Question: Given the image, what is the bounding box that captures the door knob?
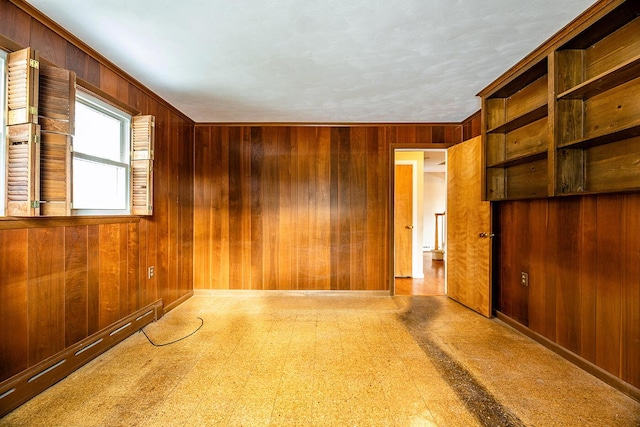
[406,225,414,229]
[478,232,495,238]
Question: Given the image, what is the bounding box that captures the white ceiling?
[26,0,595,123]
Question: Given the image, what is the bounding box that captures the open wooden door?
[447,136,492,317]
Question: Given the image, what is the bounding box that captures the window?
[0,50,5,216]
[2,46,154,218]
[72,91,131,215]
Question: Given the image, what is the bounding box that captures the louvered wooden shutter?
[39,133,71,216]
[131,115,154,215]
[6,48,39,126]
[6,124,40,216]
[38,64,75,216]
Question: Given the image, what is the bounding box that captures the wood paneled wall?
[462,110,481,141]
[194,124,463,291]
[0,0,194,383]
[496,194,640,390]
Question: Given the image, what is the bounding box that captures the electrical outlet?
[148,266,155,279]
[521,272,529,287]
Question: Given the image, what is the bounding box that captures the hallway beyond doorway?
[395,251,445,296]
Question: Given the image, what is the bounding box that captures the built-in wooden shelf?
[557,53,640,100]
[486,104,548,134]
[487,150,548,168]
[558,122,640,150]
[480,1,640,202]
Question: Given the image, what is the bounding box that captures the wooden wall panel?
[622,194,640,387]
[0,0,194,384]
[0,1,31,47]
[0,229,29,380]
[194,124,460,291]
[29,18,66,65]
[98,224,122,329]
[65,42,100,86]
[28,228,65,365]
[497,194,640,389]
[462,110,482,141]
[594,196,622,377]
[579,197,598,363]
[64,226,88,346]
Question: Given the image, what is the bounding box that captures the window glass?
[74,101,124,162]
[73,91,131,214]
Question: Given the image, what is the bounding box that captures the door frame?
[388,143,452,295]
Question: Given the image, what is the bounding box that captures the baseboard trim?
[0,300,163,417]
[495,311,640,402]
[193,289,391,297]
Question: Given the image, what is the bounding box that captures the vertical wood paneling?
[0,1,31,47]
[622,194,640,387]
[497,193,640,389]
[228,128,242,289]
[98,224,121,329]
[118,223,129,317]
[579,197,598,363]
[28,19,66,66]
[263,127,280,290]
[251,127,264,290]
[278,127,296,289]
[65,42,100,86]
[194,124,454,292]
[0,229,29,380]
[595,196,622,377]
[87,225,100,335]
[462,111,482,141]
[312,127,332,290]
[64,226,88,346]
[99,65,120,101]
[294,127,311,290]
[365,128,386,290]
[166,110,179,304]
[28,228,65,365]
[349,128,367,290]
[336,128,351,290]
[553,198,581,354]
[178,120,194,297]
[499,201,529,325]
[516,200,555,339]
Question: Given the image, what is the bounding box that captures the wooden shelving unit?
[480,0,640,201]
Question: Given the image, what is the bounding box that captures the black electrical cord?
[139,317,204,347]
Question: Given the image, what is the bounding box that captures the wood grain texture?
[0,229,29,380]
[0,0,31,47]
[447,136,492,317]
[28,227,65,365]
[462,110,482,141]
[64,226,88,346]
[394,165,413,277]
[497,193,640,389]
[193,124,459,291]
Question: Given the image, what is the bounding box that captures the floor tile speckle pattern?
[2,293,639,426]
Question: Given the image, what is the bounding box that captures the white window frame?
[72,90,131,216]
[0,50,6,216]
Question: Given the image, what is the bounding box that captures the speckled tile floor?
[1,293,639,426]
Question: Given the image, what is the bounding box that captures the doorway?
[392,148,446,296]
